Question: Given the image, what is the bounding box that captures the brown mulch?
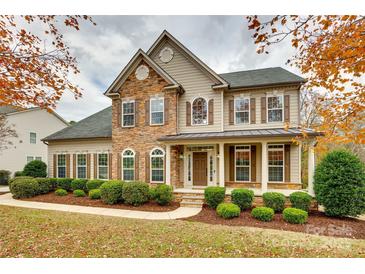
[184,205,365,240]
[20,192,179,212]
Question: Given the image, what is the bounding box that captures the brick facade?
[111,60,180,186]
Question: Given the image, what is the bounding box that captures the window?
[235,98,250,124]
[150,97,164,125]
[150,148,164,182]
[30,132,36,144]
[77,154,87,179]
[27,156,34,163]
[192,97,207,125]
[268,145,284,182]
[35,157,42,161]
[209,155,214,182]
[235,145,250,182]
[57,154,66,178]
[98,153,108,179]
[122,149,135,181]
[188,154,192,182]
[267,96,283,122]
[122,101,135,127]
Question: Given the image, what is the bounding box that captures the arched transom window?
[150,148,164,182]
[122,149,135,181]
[192,97,207,125]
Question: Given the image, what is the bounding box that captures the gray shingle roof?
[158,128,322,141]
[43,106,112,141]
[219,67,305,89]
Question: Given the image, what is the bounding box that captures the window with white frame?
[150,97,164,125]
[267,96,283,122]
[98,153,108,179]
[30,132,36,144]
[77,154,87,179]
[235,98,250,124]
[57,154,66,178]
[122,101,135,127]
[150,148,164,182]
[192,97,207,125]
[268,145,284,182]
[122,149,135,181]
[235,145,250,182]
[27,156,34,163]
[35,157,42,161]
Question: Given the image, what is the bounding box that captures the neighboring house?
[43,30,321,196]
[0,106,69,175]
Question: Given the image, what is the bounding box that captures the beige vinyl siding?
[290,144,300,183]
[48,140,112,179]
[151,40,222,133]
[224,87,300,130]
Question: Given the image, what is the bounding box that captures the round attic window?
[159,47,174,63]
[135,65,149,80]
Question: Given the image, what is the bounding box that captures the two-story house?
[43,30,321,196]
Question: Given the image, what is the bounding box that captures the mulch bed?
[20,192,179,212]
[184,205,365,239]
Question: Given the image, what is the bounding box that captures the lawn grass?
[0,205,364,258]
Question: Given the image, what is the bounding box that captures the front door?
[193,152,208,186]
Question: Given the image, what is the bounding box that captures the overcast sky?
[55,15,298,122]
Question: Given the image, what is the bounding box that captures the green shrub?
[8,176,33,192]
[71,179,87,191]
[204,187,226,209]
[48,178,58,189]
[283,208,308,224]
[73,189,86,197]
[149,187,157,200]
[86,179,105,191]
[56,178,73,191]
[23,160,47,178]
[216,203,240,219]
[14,171,24,177]
[251,207,275,222]
[263,192,286,212]
[89,189,101,199]
[151,184,173,205]
[100,180,124,204]
[55,189,68,196]
[0,170,11,185]
[289,191,312,212]
[35,178,53,194]
[314,149,365,217]
[10,178,39,199]
[231,188,254,210]
[122,181,150,206]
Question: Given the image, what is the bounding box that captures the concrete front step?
[181,195,204,202]
[180,200,204,208]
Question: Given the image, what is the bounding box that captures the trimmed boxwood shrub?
[89,189,101,199]
[73,189,86,197]
[8,176,33,192]
[216,203,240,219]
[23,160,47,178]
[55,188,68,196]
[152,184,173,205]
[263,192,286,212]
[283,208,308,224]
[0,170,11,185]
[204,187,226,209]
[251,207,275,222]
[289,191,312,212]
[10,178,39,199]
[86,179,105,191]
[35,178,54,194]
[314,149,365,217]
[100,180,124,204]
[231,188,254,210]
[71,179,87,191]
[56,178,73,191]
[122,181,150,206]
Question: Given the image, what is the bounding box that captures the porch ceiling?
[158,128,322,142]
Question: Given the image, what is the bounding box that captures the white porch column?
[261,141,268,193]
[219,142,225,187]
[165,144,171,185]
[308,144,315,196]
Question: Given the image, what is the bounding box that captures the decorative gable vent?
[159,47,174,63]
[135,65,149,80]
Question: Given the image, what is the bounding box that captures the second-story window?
[267,96,283,122]
[192,97,207,125]
[150,97,164,125]
[122,101,135,127]
[235,98,250,124]
[30,132,36,144]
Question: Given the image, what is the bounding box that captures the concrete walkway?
[0,193,201,220]
[0,186,10,193]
